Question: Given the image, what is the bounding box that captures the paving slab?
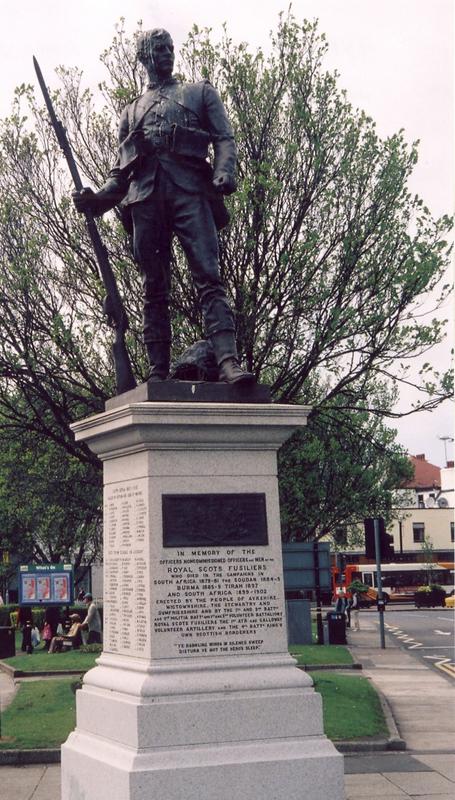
[347,618,455,753]
[0,764,49,800]
[345,793,409,800]
[27,763,61,800]
[409,796,454,800]
[344,773,408,797]
[413,754,455,782]
[383,770,455,795]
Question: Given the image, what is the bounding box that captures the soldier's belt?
[145,124,210,159]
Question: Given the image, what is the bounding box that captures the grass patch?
[310,672,388,740]
[4,644,99,673]
[0,679,76,749]
[289,644,353,666]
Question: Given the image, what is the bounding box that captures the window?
[417,494,425,509]
[413,523,425,543]
[451,522,454,543]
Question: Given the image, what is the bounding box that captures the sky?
[0,0,453,466]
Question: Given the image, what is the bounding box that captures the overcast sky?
[0,0,453,466]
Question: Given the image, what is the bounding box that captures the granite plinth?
[62,402,344,799]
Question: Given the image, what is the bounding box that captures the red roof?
[401,454,441,490]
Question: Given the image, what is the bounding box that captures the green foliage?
[278,399,413,541]
[31,607,45,630]
[419,535,438,585]
[0,13,451,557]
[79,642,102,654]
[0,426,101,566]
[416,584,444,593]
[0,604,15,626]
[347,580,370,594]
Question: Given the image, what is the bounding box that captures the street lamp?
[439,436,454,465]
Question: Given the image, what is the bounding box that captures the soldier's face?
[152,37,175,79]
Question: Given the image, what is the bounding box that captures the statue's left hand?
[212,172,237,195]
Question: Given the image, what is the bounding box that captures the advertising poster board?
[18,564,74,605]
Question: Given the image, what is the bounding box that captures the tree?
[420,535,437,586]
[278,397,414,542]
[0,14,451,549]
[0,420,101,568]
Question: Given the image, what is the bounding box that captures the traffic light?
[364,518,376,559]
[363,518,395,561]
[381,527,395,560]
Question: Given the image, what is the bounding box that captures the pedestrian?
[17,605,33,653]
[72,27,254,385]
[81,593,102,644]
[42,620,53,651]
[334,593,347,616]
[349,591,360,631]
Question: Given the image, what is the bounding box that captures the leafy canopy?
[0,13,451,552]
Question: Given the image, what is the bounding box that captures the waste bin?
[0,626,15,658]
[326,612,346,645]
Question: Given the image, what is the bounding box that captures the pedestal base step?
[62,732,344,800]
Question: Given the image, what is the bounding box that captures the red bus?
[331,562,454,605]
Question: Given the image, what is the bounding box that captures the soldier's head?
[137,29,174,82]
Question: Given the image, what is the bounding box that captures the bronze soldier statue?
[73,28,254,385]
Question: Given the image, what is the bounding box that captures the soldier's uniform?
[97,77,238,377]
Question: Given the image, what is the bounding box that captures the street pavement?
[383,606,454,678]
[0,612,454,799]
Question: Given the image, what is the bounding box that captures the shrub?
[347,580,370,594]
[0,604,18,626]
[79,643,102,654]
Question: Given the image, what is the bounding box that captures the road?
[375,605,455,679]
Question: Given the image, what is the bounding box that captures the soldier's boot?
[210,331,256,385]
[146,341,170,381]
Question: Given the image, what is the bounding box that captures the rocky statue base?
[62,400,344,800]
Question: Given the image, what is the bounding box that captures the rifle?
[33,56,136,395]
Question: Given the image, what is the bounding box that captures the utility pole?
[373,518,386,649]
[313,542,324,645]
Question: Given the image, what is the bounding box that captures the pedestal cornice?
[71,402,311,457]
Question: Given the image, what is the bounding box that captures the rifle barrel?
[33,56,136,394]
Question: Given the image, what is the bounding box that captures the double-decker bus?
[332,562,454,605]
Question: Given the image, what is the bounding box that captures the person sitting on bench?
[48,614,82,653]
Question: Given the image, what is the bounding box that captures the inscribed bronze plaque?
[162,493,268,547]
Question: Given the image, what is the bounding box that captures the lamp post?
[439,435,454,465]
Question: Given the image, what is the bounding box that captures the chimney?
[446,460,454,469]
[415,454,425,460]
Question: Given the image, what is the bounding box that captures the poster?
[23,575,37,601]
[37,575,51,600]
[53,574,70,602]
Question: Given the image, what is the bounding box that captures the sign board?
[282,543,331,591]
[18,564,74,605]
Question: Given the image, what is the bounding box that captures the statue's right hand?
[72,187,97,213]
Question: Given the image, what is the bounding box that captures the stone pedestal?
[62,401,344,800]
